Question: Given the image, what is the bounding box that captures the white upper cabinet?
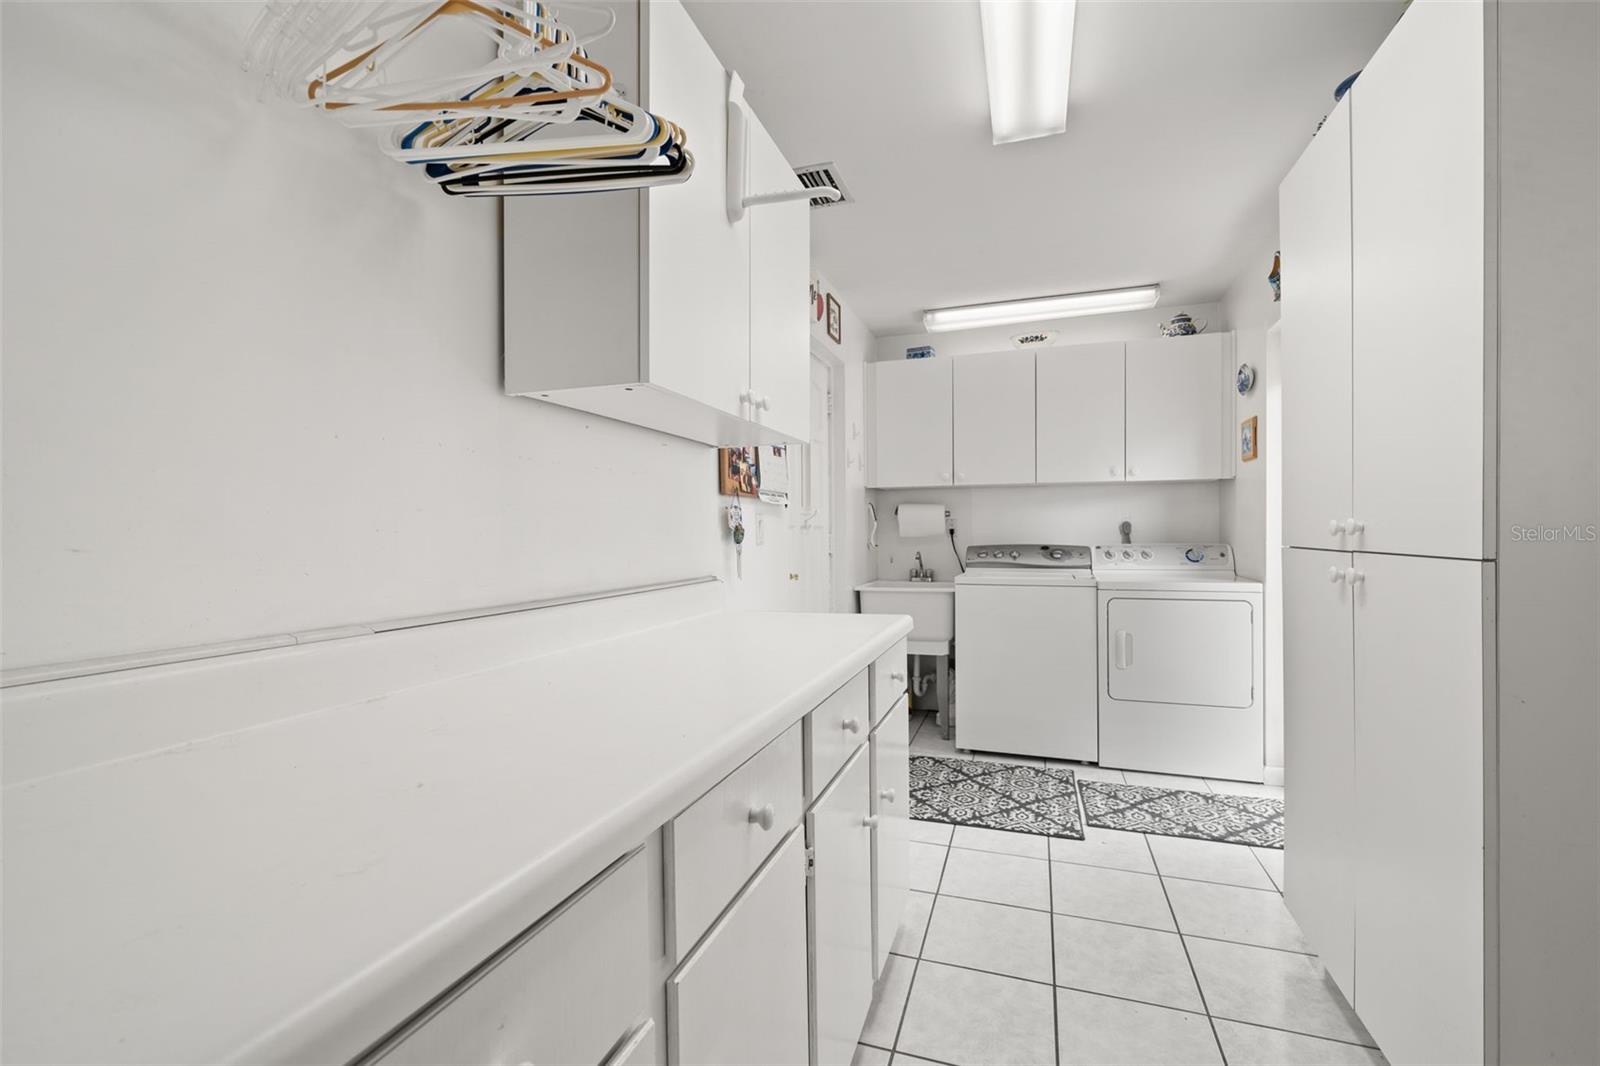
[867,359,953,488]
[954,351,1036,485]
[502,0,809,448]
[745,110,810,443]
[1124,334,1227,482]
[1036,342,1126,483]
[1350,0,1487,559]
[1280,102,1355,550]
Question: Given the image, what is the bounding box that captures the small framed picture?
[718,447,761,496]
[826,293,842,344]
[1240,415,1259,463]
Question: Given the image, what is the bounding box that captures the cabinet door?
[1280,102,1355,550]
[668,829,810,1066]
[870,706,910,977]
[1351,0,1488,559]
[643,0,750,420]
[746,109,810,442]
[1281,548,1356,1000]
[807,748,875,1066]
[1036,342,1125,483]
[1124,334,1224,481]
[1352,553,1489,1066]
[953,351,1035,485]
[867,359,953,488]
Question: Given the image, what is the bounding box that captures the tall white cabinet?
[1279,3,1599,1064]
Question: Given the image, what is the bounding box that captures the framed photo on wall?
[826,293,842,344]
[718,447,762,496]
[1240,415,1259,462]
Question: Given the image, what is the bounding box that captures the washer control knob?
[1010,550,1021,559]
[1049,549,1064,560]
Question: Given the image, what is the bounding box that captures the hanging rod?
[726,71,843,223]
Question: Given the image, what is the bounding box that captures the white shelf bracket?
[726,70,842,223]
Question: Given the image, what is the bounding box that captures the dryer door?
[1104,597,1254,708]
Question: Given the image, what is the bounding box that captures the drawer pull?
[747,804,776,831]
[841,717,861,734]
[862,815,880,828]
[879,788,897,804]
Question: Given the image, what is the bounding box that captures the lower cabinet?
[870,701,911,976]
[1283,548,1357,998]
[807,748,876,1066]
[1284,548,1492,1065]
[362,849,655,1066]
[667,829,811,1066]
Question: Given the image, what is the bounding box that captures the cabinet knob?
[880,788,897,804]
[862,815,880,829]
[1328,519,1342,536]
[841,717,861,734]
[1126,467,1137,478]
[1109,465,1119,476]
[1345,567,1366,585]
[747,804,775,831]
[756,394,771,412]
[890,671,906,684]
[1328,566,1345,583]
[1342,517,1365,535]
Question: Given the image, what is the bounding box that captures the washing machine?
[1092,543,1264,782]
[954,544,1098,761]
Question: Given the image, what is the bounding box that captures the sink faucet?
[910,552,935,582]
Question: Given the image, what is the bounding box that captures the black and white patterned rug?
[909,755,1085,840]
[1079,781,1284,849]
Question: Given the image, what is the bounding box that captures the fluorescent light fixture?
[979,0,1077,145]
[923,285,1161,333]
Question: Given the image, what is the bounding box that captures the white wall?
[0,2,827,670]
[1218,247,1281,579]
[871,483,1222,580]
[875,302,1224,363]
[809,272,875,612]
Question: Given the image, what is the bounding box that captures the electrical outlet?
[752,514,766,546]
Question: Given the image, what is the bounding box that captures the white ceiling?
[684,0,1402,334]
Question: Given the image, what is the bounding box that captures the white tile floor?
[854,714,1382,1066]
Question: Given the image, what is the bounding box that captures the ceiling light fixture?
[922,285,1161,333]
[979,0,1077,145]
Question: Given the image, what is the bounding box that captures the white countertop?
[2,609,910,1065]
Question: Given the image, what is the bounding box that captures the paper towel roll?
[897,503,947,539]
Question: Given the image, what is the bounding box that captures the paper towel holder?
[894,505,952,524]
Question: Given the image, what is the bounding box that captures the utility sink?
[855,580,955,643]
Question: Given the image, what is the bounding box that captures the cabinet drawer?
[668,829,810,1066]
[805,671,870,799]
[666,721,803,960]
[870,641,908,727]
[363,849,653,1066]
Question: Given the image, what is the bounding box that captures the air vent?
[793,161,852,208]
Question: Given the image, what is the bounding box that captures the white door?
[803,356,834,613]
[870,708,910,977]
[807,748,875,1066]
[954,582,1098,760]
[953,351,1035,485]
[747,109,810,441]
[867,359,953,488]
[1280,101,1355,550]
[1036,341,1126,483]
[1104,596,1254,708]
[668,829,810,1066]
[1125,334,1224,482]
[1281,547,1356,1000]
[1351,552,1489,1066]
[643,0,749,419]
[1351,0,1487,559]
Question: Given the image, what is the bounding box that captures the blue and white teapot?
[1159,312,1207,337]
